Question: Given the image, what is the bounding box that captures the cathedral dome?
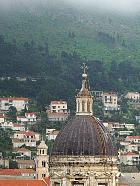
[51,115,115,156]
[51,63,116,157]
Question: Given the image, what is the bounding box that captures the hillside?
[0,0,140,108]
[0,0,140,64]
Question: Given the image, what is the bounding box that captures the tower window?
[98,183,108,186]
[42,174,46,177]
[42,150,44,154]
[42,161,46,167]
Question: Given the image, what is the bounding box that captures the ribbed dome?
[51,115,116,156]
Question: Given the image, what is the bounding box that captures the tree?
[6,106,17,122]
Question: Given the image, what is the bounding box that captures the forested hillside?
[0,0,140,108]
[0,0,140,64]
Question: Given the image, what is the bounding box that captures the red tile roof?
[0,98,30,101]
[0,169,35,175]
[127,136,140,139]
[16,131,38,136]
[122,152,139,156]
[13,124,23,127]
[51,100,67,104]
[0,113,5,118]
[25,112,36,117]
[14,147,31,152]
[103,92,117,96]
[0,180,49,186]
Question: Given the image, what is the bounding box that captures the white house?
[0,122,25,131]
[25,112,37,122]
[0,97,30,111]
[125,136,140,144]
[102,92,120,112]
[13,147,31,158]
[0,113,5,122]
[47,112,69,122]
[125,92,140,100]
[47,130,59,140]
[50,100,68,113]
[120,152,140,165]
[13,131,40,147]
[17,116,28,123]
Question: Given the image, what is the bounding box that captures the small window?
[42,174,46,177]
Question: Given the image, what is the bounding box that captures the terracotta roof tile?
[14,148,31,152]
[0,98,30,101]
[0,180,49,186]
[0,169,35,176]
[127,136,140,139]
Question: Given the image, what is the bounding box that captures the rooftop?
[51,101,67,105]
[0,169,35,176]
[0,97,30,101]
[0,179,50,186]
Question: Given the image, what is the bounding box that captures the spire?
[78,63,91,96]
[76,64,93,116]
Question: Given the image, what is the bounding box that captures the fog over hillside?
[0,0,140,15]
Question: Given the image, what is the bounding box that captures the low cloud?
[0,0,140,14]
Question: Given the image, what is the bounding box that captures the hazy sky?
[0,0,140,14]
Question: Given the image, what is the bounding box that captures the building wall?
[50,101,68,113]
[50,156,119,186]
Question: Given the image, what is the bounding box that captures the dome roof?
[51,115,116,156]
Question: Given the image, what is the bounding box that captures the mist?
[0,0,140,14]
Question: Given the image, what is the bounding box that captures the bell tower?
[35,139,49,179]
[76,63,93,116]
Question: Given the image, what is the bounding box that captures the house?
[125,144,139,153]
[13,131,40,147]
[47,130,59,140]
[125,136,140,144]
[13,124,25,131]
[118,130,133,136]
[47,112,69,122]
[13,148,31,158]
[25,112,37,122]
[0,178,50,186]
[17,116,28,123]
[0,169,36,179]
[12,138,24,148]
[102,92,120,112]
[0,122,25,131]
[0,113,5,122]
[92,91,103,100]
[0,159,9,168]
[50,100,68,113]
[0,97,30,111]
[120,152,140,165]
[125,92,140,100]
[16,160,35,169]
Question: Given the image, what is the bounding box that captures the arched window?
[42,149,44,154]
[87,100,90,112]
[77,101,80,112]
[82,100,85,112]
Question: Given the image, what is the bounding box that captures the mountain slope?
[0,1,140,64]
